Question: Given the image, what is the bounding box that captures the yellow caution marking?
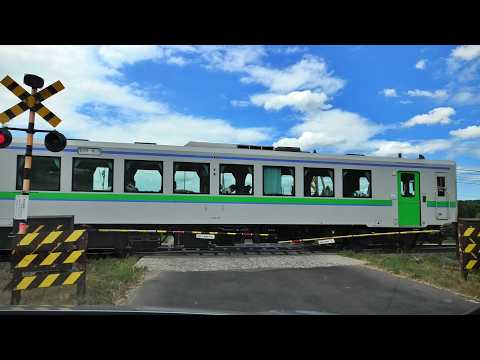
[466,260,478,270]
[48,116,61,127]
[15,276,36,290]
[52,81,65,92]
[63,250,84,264]
[1,75,14,87]
[35,105,49,117]
[39,274,60,288]
[157,230,167,233]
[0,113,9,123]
[40,252,62,266]
[63,271,83,285]
[19,232,39,246]
[40,231,62,244]
[11,104,25,116]
[464,227,476,237]
[12,86,26,98]
[33,225,45,233]
[16,254,38,268]
[64,229,85,243]
[465,244,476,254]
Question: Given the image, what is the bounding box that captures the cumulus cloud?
[406,89,448,99]
[250,90,331,112]
[450,125,480,139]
[367,139,452,157]
[0,45,271,145]
[380,88,398,97]
[415,59,427,69]
[451,45,480,61]
[240,55,345,95]
[273,109,383,152]
[401,107,455,127]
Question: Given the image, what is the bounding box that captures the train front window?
[304,168,334,197]
[263,166,295,196]
[72,157,114,192]
[125,160,163,193]
[343,169,372,198]
[220,164,253,195]
[16,155,61,191]
[174,162,210,194]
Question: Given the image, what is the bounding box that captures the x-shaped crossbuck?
[0,75,64,127]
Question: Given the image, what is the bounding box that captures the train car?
[0,138,457,250]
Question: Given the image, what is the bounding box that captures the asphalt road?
[127,256,478,315]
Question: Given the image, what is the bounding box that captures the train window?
[174,162,210,194]
[220,164,253,195]
[304,168,334,197]
[124,160,163,193]
[16,155,61,191]
[343,169,371,198]
[400,173,415,197]
[263,166,295,196]
[72,157,114,192]
[437,176,446,197]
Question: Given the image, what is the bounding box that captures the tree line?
[458,200,480,219]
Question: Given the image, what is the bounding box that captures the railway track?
[0,243,456,262]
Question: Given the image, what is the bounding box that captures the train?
[0,138,457,251]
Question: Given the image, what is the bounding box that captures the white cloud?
[450,125,480,139]
[250,90,331,112]
[402,107,455,127]
[274,109,383,152]
[380,88,398,97]
[230,100,250,107]
[406,89,448,99]
[240,55,345,94]
[451,45,480,61]
[415,59,427,69]
[368,139,452,157]
[199,45,267,73]
[0,45,271,145]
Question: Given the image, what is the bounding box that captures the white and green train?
[0,139,457,249]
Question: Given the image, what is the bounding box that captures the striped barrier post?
[6,228,88,305]
[458,219,480,281]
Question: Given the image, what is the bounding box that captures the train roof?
[11,138,456,168]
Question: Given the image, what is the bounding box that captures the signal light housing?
[0,128,12,149]
[44,130,66,152]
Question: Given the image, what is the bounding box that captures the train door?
[434,172,449,220]
[397,171,421,227]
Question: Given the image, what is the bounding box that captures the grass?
[341,251,480,300]
[0,257,147,306]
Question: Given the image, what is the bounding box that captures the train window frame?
[437,176,446,197]
[400,173,416,198]
[72,157,114,193]
[219,163,254,196]
[124,160,164,194]
[173,161,210,195]
[303,167,335,197]
[342,169,372,198]
[262,165,296,197]
[16,155,61,191]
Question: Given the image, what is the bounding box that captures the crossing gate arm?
[278,229,441,244]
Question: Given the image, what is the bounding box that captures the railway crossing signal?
[0,74,67,235]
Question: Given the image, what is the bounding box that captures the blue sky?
[0,45,479,199]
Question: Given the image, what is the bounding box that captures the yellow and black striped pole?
[17,74,45,236]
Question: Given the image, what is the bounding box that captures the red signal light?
[0,128,12,148]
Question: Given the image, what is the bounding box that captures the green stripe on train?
[426,201,457,208]
[0,191,393,206]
